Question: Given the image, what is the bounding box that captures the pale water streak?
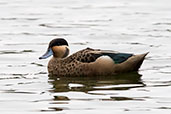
[0,0,171,114]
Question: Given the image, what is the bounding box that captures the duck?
[39,38,148,76]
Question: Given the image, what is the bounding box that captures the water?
[0,0,171,113]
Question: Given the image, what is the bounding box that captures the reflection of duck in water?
[46,73,144,112]
[48,72,144,93]
[39,38,148,76]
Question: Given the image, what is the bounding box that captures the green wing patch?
[103,53,133,64]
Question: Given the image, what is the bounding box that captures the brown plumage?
[39,38,148,76]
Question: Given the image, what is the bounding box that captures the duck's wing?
[67,48,133,64]
[101,51,133,64]
[66,48,99,63]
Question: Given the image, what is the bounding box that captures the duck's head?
[39,38,69,59]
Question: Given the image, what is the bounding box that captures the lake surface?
[0,0,171,113]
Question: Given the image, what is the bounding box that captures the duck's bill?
[39,48,53,59]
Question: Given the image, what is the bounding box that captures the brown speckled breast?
[48,48,99,76]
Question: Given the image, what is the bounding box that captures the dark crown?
[49,38,69,47]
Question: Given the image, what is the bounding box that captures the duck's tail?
[133,52,149,71]
[115,52,149,73]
